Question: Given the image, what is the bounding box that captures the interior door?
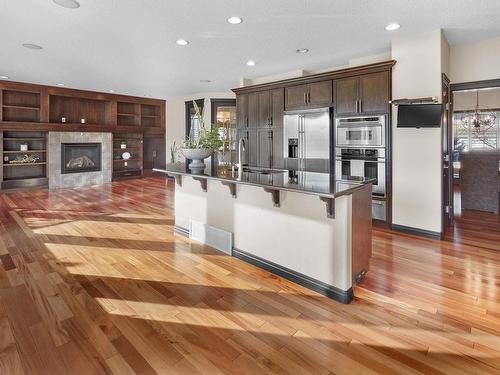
[442,74,453,233]
[285,84,308,110]
[359,72,389,114]
[308,80,332,107]
[335,77,359,116]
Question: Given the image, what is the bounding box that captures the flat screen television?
[397,104,443,128]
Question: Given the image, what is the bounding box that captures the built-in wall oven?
[335,115,385,148]
[335,115,387,221]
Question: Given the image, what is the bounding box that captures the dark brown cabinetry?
[285,80,332,110]
[334,71,389,116]
[237,89,284,168]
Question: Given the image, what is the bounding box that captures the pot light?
[296,48,309,54]
[109,89,115,93]
[176,39,189,46]
[246,60,256,66]
[53,0,80,9]
[0,76,9,80]
[227,16,242,24]
[22,43,43,50]
[385,23,401,31]
[57,83,65,87]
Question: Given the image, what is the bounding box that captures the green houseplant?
[180,100,223,173]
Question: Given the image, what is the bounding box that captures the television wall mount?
[392,97,439,106]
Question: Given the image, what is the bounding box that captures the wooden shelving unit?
[112,133,143,180]
[2,90,41,122]
[117,102,140,127]
[141,104,160,128]
[1,130,48,190]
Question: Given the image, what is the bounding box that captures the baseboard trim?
[232,248,353,304]
[173,224,189,237]
[391,224,443,240]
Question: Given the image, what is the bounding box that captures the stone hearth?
[48,132,112,190]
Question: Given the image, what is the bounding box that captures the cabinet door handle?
[307,91,311,104]
[359,99,362,113]
[303,92,307,104]
[355,100,359,113]
[246,118,249,127]
[269,116,273,127]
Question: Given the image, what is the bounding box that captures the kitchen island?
[154,164,373,304]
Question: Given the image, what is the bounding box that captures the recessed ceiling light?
[296,48,309,54]
[57,83,65,87]
[385,23,401,31]
[0,76,9,80]
[22,43,43,50]
[200,79,211,83]
[53,0,80,9]
[246,60,256,66]
[176,39,189,46]
[109,89,115,93]
[227,16,242,24]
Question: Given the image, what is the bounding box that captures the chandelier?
[460,91,496,129]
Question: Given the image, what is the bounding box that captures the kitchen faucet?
[237,138,246,171]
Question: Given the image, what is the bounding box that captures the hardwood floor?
[1,177,500,374]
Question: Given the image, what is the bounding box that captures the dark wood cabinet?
[270,89,284,128]
[308,81,333,107]
[248,130,258,166]
[285,80,332,110]
[236,94,248,129]
[272,128,284,169]
[334,72,389,116]
[334,77,359,116]
[247,93,258,129]
[285,84,308,110]
[258,91,270,127]
[257,129,272,168]
[143,136,166,171]
[359,72,390,114]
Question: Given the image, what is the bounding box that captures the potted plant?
[180,100,223,173]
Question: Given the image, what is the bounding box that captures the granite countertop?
[154,163,374,199]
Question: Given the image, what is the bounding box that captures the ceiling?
[2,0,500,99]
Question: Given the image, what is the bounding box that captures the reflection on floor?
[1,177,500,374]
[446,183,500,251]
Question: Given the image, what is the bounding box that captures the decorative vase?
[180,148,212,174]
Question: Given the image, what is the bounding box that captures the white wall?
[391,30,448,234]
[165,91,235,163]
[450,35,500,83]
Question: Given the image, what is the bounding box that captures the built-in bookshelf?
[1,131,48,189]
[117,102,140,127]
[112,133,143,180]
[141,104,160,127]
[2,90,41,122]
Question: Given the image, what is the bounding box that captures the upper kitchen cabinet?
[236,92,258,129]
[285,80,332,110]
[258,88,284,128]
[334,71,389,116]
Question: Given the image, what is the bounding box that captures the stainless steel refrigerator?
[283,107,331,173]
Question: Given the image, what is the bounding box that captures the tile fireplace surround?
[48,132,112,190]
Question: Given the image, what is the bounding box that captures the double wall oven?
[335,115,387,221]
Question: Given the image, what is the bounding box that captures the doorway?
[446,79,500,250]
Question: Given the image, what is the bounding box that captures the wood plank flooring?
[1,177,500,374]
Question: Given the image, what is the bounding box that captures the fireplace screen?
[61,143,102,174]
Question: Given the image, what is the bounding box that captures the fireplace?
[61,143,102,174]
